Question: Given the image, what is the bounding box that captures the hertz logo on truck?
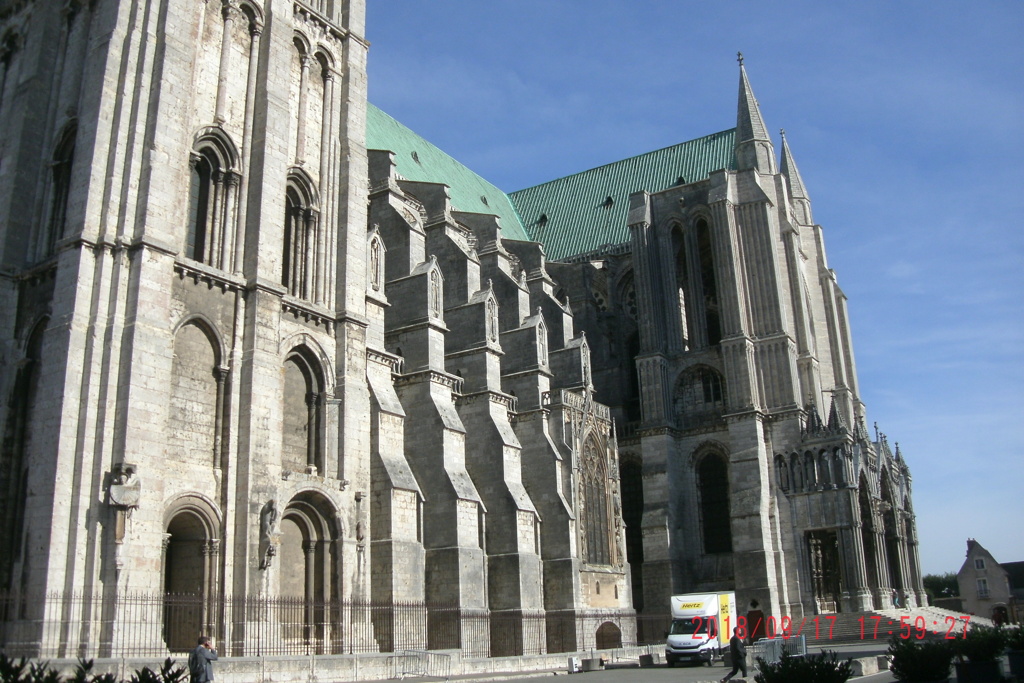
[679,602,705,609]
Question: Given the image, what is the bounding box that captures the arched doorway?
[595,621,622,649]
[163,501,219,652]
[881,474,904,597]
[277,491,341,654]
[858,476,880,608]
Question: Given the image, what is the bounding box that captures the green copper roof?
[509,130,737,260]
[366,103,531,241]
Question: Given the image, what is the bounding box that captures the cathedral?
[0,0,924,660]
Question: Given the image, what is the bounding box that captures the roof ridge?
[509,127,738,195]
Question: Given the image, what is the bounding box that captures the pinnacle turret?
[780,129,813,224]
[735,53,776,173]
[826,395,847,433]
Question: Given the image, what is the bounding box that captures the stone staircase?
[793,606,994,646]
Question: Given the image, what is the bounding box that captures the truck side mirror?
[663,631,668,638]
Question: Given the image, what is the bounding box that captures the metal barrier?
[749,634,807,667]
[388,650,451,681]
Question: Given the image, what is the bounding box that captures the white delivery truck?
[664,592,736,667]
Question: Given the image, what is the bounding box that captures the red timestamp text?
[857,614,971,640]
[721,614,838,641]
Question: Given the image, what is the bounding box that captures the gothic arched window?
[696,219,721,345]
[698,453,732,554]
[45,126,76,257]
[674,365,726,428]
[581,438,612,565]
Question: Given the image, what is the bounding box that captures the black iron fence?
[0,591,646,660]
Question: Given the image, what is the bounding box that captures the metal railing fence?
[0,590,639,661]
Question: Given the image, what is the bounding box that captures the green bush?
[754,649,854,683]
[68,659,117,683]
[0,655,29,683]
[0,654,183,683]
[955,624,1006,663]
[1004,625,1024,651]
[888,636,954,682]
[128,660,185,683]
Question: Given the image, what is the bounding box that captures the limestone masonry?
[0,0,923,658]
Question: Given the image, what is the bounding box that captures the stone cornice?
[293,1,348,43]
[246,275,287,296]
[366,347,401,371]
[501,366,554,381]
[445,342,502,360]
[394,369,463,393]
[176,259,245,293]
[383,317,448,336]
[282,297,334,331]
[457,390,517,411]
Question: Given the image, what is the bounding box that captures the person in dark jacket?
[188,636,218,683]
[720,628,747,682]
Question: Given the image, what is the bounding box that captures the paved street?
[433,660,900,683]
[393,643,903,683]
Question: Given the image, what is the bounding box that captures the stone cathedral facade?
[0,0,923,660]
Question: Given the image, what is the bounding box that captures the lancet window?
[696,219,721,345]
[581,437,612,565]
[698,452,732,554]
[43,126,76,258]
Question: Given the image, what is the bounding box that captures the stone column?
[233,20,262,273]
[215,0,238,124]
[306,392,319,474]
[838,524,873,611]
[295,54,310,164]
[213,366,228,469]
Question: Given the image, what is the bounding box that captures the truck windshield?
[668,617,716,635]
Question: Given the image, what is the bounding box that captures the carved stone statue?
[259,499,281,569]
[109,462,141,510]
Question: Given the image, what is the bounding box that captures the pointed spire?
[803,401,824,436]
[826,395,847,433]
[780,130,809,199]
[735,54,776,173]
[780,129,814,225]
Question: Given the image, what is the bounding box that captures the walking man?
[188,636,218,683]
[721,627,747,682]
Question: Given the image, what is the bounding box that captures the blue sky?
[366,1,1024,577]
